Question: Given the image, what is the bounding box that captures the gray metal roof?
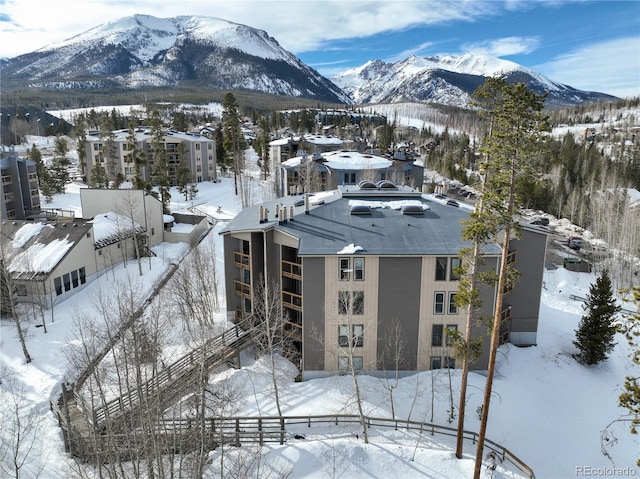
[221,187,502,256]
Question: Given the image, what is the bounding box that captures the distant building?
[277,149,424,197]
[221,182,547,379]
[269,134,346,168]
[1,189,209,307]
[84,128,216,185]
[0,146,40,220]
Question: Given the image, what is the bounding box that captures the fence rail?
[57,412,535,478]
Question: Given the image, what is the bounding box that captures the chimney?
[289,205,294,221]
[304,193,310,215]
[259,205,264,223]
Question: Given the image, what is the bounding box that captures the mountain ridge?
[331,53,616,107]
[1,14,617,108]
[1,14,350,104]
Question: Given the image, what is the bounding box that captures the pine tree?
[222,92,247,195]
[618,287,640,466]
[469,78,549,479]
[573,270,620,365]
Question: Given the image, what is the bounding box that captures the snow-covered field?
[1,144,639,478]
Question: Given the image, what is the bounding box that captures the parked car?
[434,193,447,200]
[446,199,460,207]
[530,216,549,226]
[568,236,583,250]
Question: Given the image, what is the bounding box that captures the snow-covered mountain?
[332,53,616,107]
[1,14,350,103]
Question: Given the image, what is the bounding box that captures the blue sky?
[0,0,638,98]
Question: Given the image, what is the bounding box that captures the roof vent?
[358,180,377,190]
[377,180,398,190]
[401,204,425,215]
[350,204,372,215]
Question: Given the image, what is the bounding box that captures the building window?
[339,257,350,280]
[16,284,27,296]
[195,144,201,150]
[435,257,447,281]
[79,267,86,284]
[338,324,364,347]
[450,257,461,281]
[71,270,79,288]
[343,172,356,184]
[353,324,364,346]
[353,356,363,370]
[444,357,456,368]
[353,292,364,315]
[338,291,349,315]
[338,357,348,371]
[54,277,62,296]
[446,324,458,346]
[432,324,443,347]
[448,292,458,314]
[338,291,364,315]
[208,143,213,150]
[434,292,445,314]
[354,257,364,280]
[63,273,71,292]
[430,356,442,369]
[338,325,349,347]
[340,356,364,371]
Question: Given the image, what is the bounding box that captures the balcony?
[281,259,302,280]
[233,251,250,269]
[282,290,302,312]
[500,306,512,324]
[282,320,302,341]
[234,280,251,299]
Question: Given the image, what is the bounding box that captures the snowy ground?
[1,144,639,478]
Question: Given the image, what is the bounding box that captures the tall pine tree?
[573,269,620,365]
[618,286,640,466]
[469,78,548,479]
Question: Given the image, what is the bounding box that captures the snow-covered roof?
[9,235,74,275]
[2,220,93,279]
[269,134,344,147]
[90,212,146,249]
[282,150,392,171]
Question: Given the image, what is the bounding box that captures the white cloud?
[535,36,640,98]
[0,0,494,58]
[462,36,541,57]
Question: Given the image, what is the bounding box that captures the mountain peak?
[3,14,350,103]
[332,53,615,107]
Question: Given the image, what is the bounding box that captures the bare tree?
[377,318,407,420]
[248,274,291,438]
[0,380,47,479]
[297,158,324,194]
[0,240,32,363]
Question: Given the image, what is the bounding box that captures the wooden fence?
[53,412,535,478]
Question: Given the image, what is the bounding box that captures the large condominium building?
[1,146,40,220]
[221,182,547,379]
[84,129,216,185]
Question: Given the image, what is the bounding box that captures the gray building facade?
[220,183,547,379]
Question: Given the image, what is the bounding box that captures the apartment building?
[221,182,547,379]
[0,146,40,220]
[84,129,216,185]
[277,150,425,197]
